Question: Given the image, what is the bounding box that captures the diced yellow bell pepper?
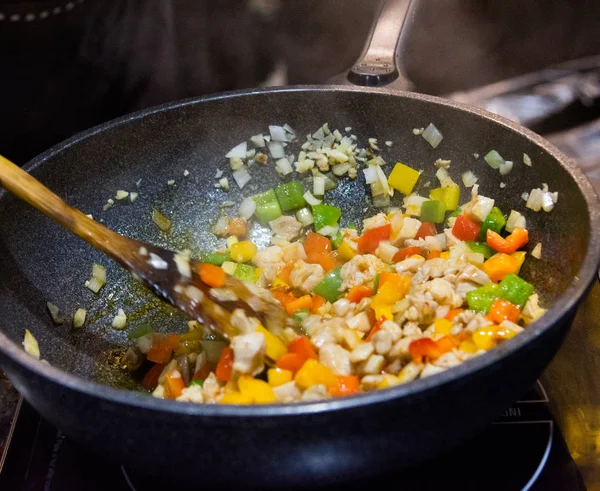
[472,326,499,351]
[226,235,239,250]
[219,391,254,404]
[440,251,450,260]
[294,359,336,389]
[267,368,293,387]
[433,318,453,335]
[459,339,478,354]
[238,375,277,403]
[337,240,356,262]
[376,374,401,389]
[256,325,287,361]
[221,261,238,275]
[254,267,263,282]
[230,240,258,263]
[511,251,526,274]
[272,278,290,291]
[388,162,420,195]
[429,185,460,211]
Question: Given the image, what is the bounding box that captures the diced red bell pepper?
[306,251,337,272]
[215,346,234,382]
[304,232,331,255]
[415,222,437,239]
[347,285,373,304]
[147,334,179,364]
[192,363,211,381]
[329,375,360,397]
[288,336,318,360]
[357,224,391,254]
[276,352,306,374]
[452,215,481,241]
[392,246,422,262]
[142,362,166,391]
[409,336,456,364]
[365,316,386,342]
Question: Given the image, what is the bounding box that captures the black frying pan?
[0,1,599,489]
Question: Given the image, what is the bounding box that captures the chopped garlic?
[215,169,224,179]
[103,199,114,211]
[23,329,40,359]
[413,128,424,135]
[115,190,129,200]
[167,180,175,186]
[385,141,393,147]
[130,192,139,202]
[183,169,190,177]
[216,177,229,190]
[500,182,506,188]
[112,309,127,329]
[73,308,87,328]
[531,242,542,259]
[523,153,532,166]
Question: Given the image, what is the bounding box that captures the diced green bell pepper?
[420,200,446,224]
[253,189,282,224]
[466,284,500,313]
[233,263,256,283]
[373,273,380,293]
[313,267,343,303]
[429,185,460,211]
[466,241,495,259]
[331,231,344,249]
[189,379,204,388]
[275,181,306,211]
[127,323,153,340]
[477,207,506,241]
[498,273,534,308]
[293,308,311,325]
[201,250,231,266]
[312,204,342,231]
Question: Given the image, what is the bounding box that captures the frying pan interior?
[0,87,592,389]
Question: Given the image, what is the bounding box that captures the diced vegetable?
[409,336,455,364]
[331,231,344,249]
[415,222,437,239]
[286,294,313,315]
[296,207,314,226]
[112,308,127,329]
[239,198,256,220]
[275,181,305,211]
[420,200,446,224]
[347,285,373,304]
[164,370,185,399]
[531,242,542,259]
[152,209,172,232]
[215,346,234,381]
[462,171,478,188]
[313,267,343,303]
[499,160,513,176]
[230,240,257,263]
[506,210,526,233]
[233,263,256,282]
[294,359,336,389]
[477,207,506,241]
[421,123,443,148]
[523,153,532,166]
[484,150,504,169]
[127,323,153,340]
[429,185,460,211]
[268,368,293,387]
[486,228,528,254]
[357,224,391,254]
[253,189,282,224]
[498,273,534,308]
[73,308,87,328]
[198,263,226,287]
[23,329,40,359]
[312,204,342,231]
[292,308,311,324]
[276,353,306,374]
[337,240,356,261]
[329,375,360,397]
[226,141,247,158]
[392,246,421,262]
[142,362,165,391]
[288,336,318,360]
[147,334,179,364]
[388,162,420,195]
[275,158,293,176]
[482,253,519,282]
[452,215,481,241]
[466,241,495,259]
[466,284,500,313]
[487,298,520,324]
[256,325,287,361]
[201,251,231,266]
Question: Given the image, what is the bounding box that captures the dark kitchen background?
[1,0,600,490]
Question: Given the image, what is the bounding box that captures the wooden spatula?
[0,155,287,339]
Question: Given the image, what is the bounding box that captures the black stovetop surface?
[0,381,586,491]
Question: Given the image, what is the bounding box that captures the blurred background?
[1,0,600,165]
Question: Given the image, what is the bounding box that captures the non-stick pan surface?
[0,86,598,488]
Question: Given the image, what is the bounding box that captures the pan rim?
[1,85,599,419]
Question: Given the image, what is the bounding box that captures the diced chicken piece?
[391,217,422,246]
[289,260,325,294]
[363,212,389,232]
[176,385,205,403]
[423,278,463,307]
[340,254,386,290]
[379,320,403,342]
[389,335,422,360]
[458,265,491,285]
[421,363,446,378]
[444,229,461,248]
[282,242,307,262]
[360,374,387,390]
[300,384,329,401]
[273,381,302,402]
[202,373,223,403]
[231,332,266,376]
[319,343,352,375]
[346,312,371,332]
[269,216,303,240]
[433,352,461,369]
[465,314,493,332]
[359,354,385,375]
[402,322,421,337]
[350,342,375,363]
[397,362,422,383]
[333,298,354,317]
[521,293,546,324]
[340,328,364,350]
[372,330,393,355]
[252,245,284,269]
[230,308,260,334]
[394,255,425,274]
[341,227,359,247]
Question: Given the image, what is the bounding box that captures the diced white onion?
[116,190,129,200]
[461,171,478,188]
[506,210,526,232]
[313,176,325,196]
[363,166,378,184]
[47,302,63,325]
[376,241,399,263]
[239,198,256,220]
[332,163,350,176]
[111,308,127,330]
[283,123,296,136]
[269,125,289,142]
[526,188,545,212]
[130,192,139,202]
[317,225,339,237]
[92,264,106,282]
[73,309,87,328]
[268,142,285,159]
[375,165,391,196]
[523,153,532,166]
[232,168,251,189]
[372,194,390,208]
[251,134,265,148]
[226,141,247,159]
[467,252,485,267]
[215,169,224,178]
[85,277,104,294]
[275,157,293,175]
[484,150,504,169]
[422,123,443,148]
[531,242,542,259]
[303,191,322,206]
[296,207,314,226]
[521,192,529,201]
[499,160,514,176]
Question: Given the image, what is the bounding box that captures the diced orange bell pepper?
[164,369,185,399]
[288,336,318,360]
[304,232,331,255]
[482,253,519,282]
[147,334,179,364]
[142,362,166,391]
[275,262,295,285]
[329,375,360,397]
[358,224,391,254]
[198,263,226,287]
[227,217,247,237]
[311,295,326,313]
[306,251,337,272]
[347,285,373,304]
[426,250,441,259]
[272,290,297,308]
[285,294,313,315]
[486,228,529,254]
[365,316,386,341]
[215,346,234,382]
[487,298,521,324]
[445,308,464,321]
[392,246,422,262]
[276,352,307,374]
[409,336,456,364]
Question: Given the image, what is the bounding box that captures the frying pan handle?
[347,0,417,90]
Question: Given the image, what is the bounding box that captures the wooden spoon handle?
[0,154,132,262]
